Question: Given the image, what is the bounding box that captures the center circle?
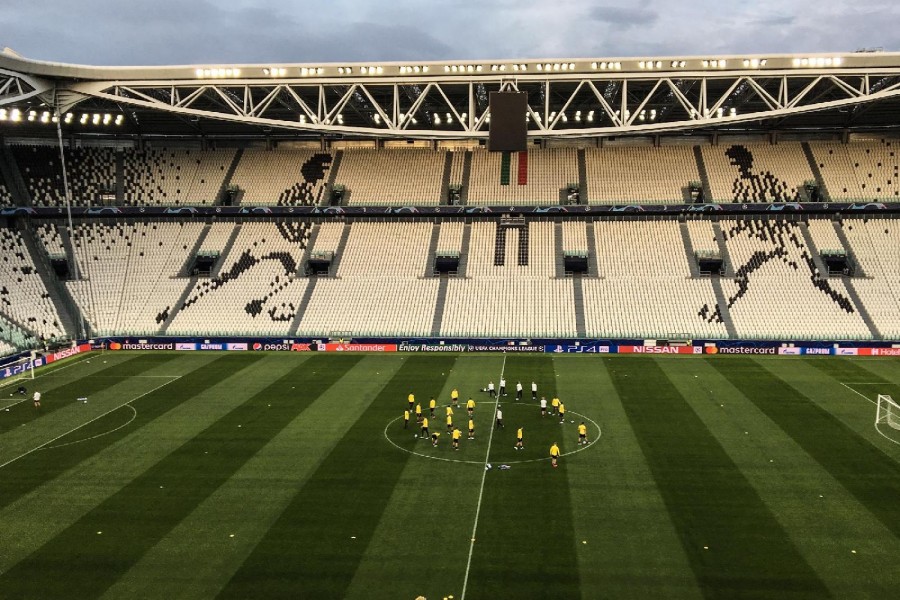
[383,402,601,465]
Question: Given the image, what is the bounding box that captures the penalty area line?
[0,375,181,471]
[840,383,900,448]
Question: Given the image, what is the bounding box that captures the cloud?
[589,5,658,28]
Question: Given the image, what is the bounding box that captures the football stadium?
[1,44,899,599]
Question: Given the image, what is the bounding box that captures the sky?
[1,0,897,66]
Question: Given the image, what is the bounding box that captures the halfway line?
[460,352,506,600]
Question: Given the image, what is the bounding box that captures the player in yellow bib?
[466,398,475,417]
[578,422,588,445]
[468,418,475,440]
[446,405,454,417]
[450,388,459,407]
[408,393,415,412]
[415,403,423,423]
[551,396,560,415]
[446,413,453,432]
[559,402,566,423]
[403,410,410,429]
[550,442,561,468]
[452,428,461,450]
[420,417,430,439]
[429,397,436,418]
[431,431,441,447]
[515,427,524,450]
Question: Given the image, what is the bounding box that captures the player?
[446,412,453,432]
[33,390,41,409]
[578,422,588,445]
[467,397,475,417]
[420,416,430,439]
[551,396,560,415]
[515,381,523,401]
[468,418,475,440]
[559,402,566,423]
[408,393,415,412]
[450,388,459,408]
[415,403,423,423]
[531,381,538,401]
[452,427,461,450]
[550,442,561,467]
[499,377,507,397]
[431,431,441,447]
[429,397,436,418]
[495,405,504,429]
[515,426,524,450]
[540,396,547,416]
[403,409,410,429]
[17,384,26,396]
[487,381,495,398]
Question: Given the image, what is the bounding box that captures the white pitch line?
[0,353,94,401]
[460,353,506,600]
[43,405,138,450]
[0,375,181,471]
[839,382,900,448]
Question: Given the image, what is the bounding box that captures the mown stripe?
[0,353,239,510]
[715,357,900,537]
[0,353,178,434]
[465,355,581,600]
[218,355,456,600]
[0,353,359,599]
[611,357,829,599]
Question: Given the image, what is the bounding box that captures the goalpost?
[0,351,37,391]
[875,395,900,431]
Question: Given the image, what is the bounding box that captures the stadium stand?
[702,143,812,203]
[836,218,900,338]
[167,222,311,335]
[12,145,65,206]
[718,219,870,339]
[467,148,577,205]
[585,146,698,204]
[0,182,13,207]
[122,147,235,206]
[809,140,900,200]
[62,221,205,335]
[335,149,445,205]
[230,149,332,206]
[0,227,66,341]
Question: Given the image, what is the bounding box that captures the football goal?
[875,394,900,431]
[0,352,37,391]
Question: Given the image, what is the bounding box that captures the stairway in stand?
[517,151,528,185]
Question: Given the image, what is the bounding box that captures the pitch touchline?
[0,353,95,410]
[0,376,181,471]
[460,353,506,600]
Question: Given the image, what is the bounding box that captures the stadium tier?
[2,213,899,347]
[3,139,899,208]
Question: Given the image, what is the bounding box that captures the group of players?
[402,381,589,468]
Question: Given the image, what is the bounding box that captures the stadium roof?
[2,49,900,140]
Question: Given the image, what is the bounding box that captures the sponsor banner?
[619,345,700,354]
[0,358,43,380]
[226,343,248,351]
[176,342,197,351]
[547,344,611,354]
[290,343,313,352]
[465,345,544,353]
[872,347,900,356]
[399,343,469,352]
[804,347,832,355]
[110,342,175,351]
[199,343,224,350]
[835,347,859,356]
[714,346,777,355]
[46,343,91,363]
[777,347,802,355]
[318,343,398,352]
[251,342,294,351]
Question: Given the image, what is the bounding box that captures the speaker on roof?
[489,92,528,153]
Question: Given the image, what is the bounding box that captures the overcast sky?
[1,0,897,66]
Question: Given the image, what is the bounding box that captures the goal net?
[875,395,900,431]
[0,352,37,391]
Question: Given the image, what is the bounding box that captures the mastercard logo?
[705,346,718,354]
[109,342,122,350]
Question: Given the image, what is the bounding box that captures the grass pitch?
[0,351,899,599]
